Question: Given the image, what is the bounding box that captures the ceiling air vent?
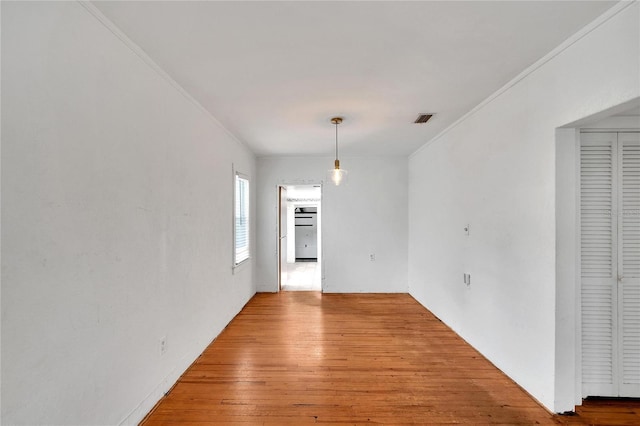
[414,114,434,124]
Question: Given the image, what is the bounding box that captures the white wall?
[257,157,408,293]
[287,202,297,263]
[408,2,639,413]
[1,2,256,425]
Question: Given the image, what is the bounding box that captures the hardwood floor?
[557,398,640,425]
[141,292,639,425]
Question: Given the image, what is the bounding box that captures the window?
[234,173,250,266]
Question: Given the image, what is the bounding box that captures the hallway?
[139,292,640,425]
[281,261,321,291]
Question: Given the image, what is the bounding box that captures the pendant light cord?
[335,121,339,161]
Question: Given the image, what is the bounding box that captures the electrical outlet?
[463,273,471,286]
[370,254,375,261]
[160,336,167,355]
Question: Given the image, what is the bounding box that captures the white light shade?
[328,167,348,186]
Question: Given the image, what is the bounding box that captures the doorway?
[278,184,322,291]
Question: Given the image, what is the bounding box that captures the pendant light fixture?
[328,117,348,186]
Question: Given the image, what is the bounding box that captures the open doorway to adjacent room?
[278,184,322,291]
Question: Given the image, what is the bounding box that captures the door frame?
[276,182,323,292]
[554,97,640,413]
[277,185,286,291]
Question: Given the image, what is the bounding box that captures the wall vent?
[414,114,434,124]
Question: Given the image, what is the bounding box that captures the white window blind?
[235,174,250,265]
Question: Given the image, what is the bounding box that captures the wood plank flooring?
[141,292,640,425]
[558,398,640,425]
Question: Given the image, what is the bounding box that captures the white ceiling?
[614,106,640,116]
[94,1,617,157]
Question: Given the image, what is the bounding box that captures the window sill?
[233,258,250,274]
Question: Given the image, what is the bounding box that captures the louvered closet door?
[618,132,640,397]
[581,132,618,397]
[581,132,640,398]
